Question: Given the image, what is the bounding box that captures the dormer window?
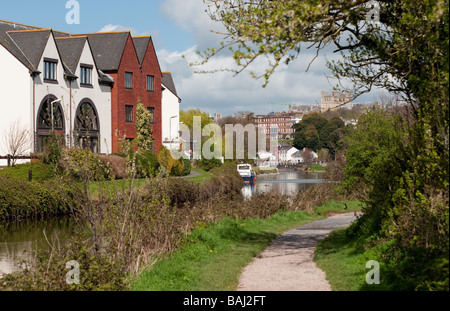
[43,58,58,83]
[80,64,93,86]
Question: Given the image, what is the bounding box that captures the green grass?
[132,201,361,291]
[184,168,213,184]
[313,200,363,216]
[310,164,326,171]
[88,178,149,197]
[0,162,54,181]
[314,227,395,291]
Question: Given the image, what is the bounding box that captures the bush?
[0,237,128,291]
[182,159,192,176]
[0,176,82,220]
[171,158,185,177]
[135,150,160,178]
[0,161,54,182]
[194,157,222,172]
[59,148,112,181]
[97,154,127,180]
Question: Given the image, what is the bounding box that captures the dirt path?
[237,212,359,291]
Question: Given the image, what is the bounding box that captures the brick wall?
[109,35,162,153]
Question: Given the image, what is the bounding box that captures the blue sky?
[1,0,382,116]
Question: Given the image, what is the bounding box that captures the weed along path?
[237,212,359,291]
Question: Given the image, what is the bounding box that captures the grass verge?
[184,168,213,184]
[132,201,362,291]
[314,227,395,291]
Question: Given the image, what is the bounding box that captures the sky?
[1,0,383,116]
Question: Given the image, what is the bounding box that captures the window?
[147,75,154,92]
[125,72,133,89]
[37,96,65,153]
[75,101,100,153]
[147,107,155,124]
[126,105,133,123]
[80,65,93,85]
[44,59,57,81]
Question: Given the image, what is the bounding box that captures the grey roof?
[74,32,130,71]
[0,20,41,70]
[7,29,52,70]
[132,36,150,66]
[162,72,178,97]
[55,36,86,75]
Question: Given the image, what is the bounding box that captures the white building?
[279,146,300,164]
[0,21,113,166]
[161,72,182,151]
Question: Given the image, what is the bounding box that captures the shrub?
[182,159,192,176]
[171,158,185,177]
[0,237,128,291]
[59,148,112,181]
[194,157,222,172]
[0,176,82,220]
[157,146,176,175]
[97,154,127,180]
[135,150,160,178]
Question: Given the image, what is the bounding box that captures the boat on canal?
[237,164,257,184]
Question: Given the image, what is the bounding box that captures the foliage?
[135,150,160,178]
[182,158,192,176]
[293,113,348,156]
[342,106,449,290]
[180,109,213,132]
[97,154,127,180]
[0,237,128,291]
[42,131,64,171]
[0,175,82,220]
[135,100,154,151]
[59,147,112,182]
[194,157,222,172]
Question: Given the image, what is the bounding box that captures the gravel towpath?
[237,212,359,291]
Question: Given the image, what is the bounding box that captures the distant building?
[214,113,223,123]
[253,115,294,140]
[321,90,352,112]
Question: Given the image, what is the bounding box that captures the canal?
[242,170,324,198]
[0,170,323,277]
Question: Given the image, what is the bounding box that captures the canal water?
[0,217,80,276]
[0,170,323,277]
[242,170,324,199]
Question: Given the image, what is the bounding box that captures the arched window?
[74,100,100,153]
[37,95,65,153]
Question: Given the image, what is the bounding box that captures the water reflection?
[242,170,324,199]
[0,218,78,277]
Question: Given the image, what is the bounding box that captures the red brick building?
[253,115,294,140]
[77,32,162,153]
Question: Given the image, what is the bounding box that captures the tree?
[200,0,449,289]
[135,100,154,151]
[2,120,31,166]
[180,109,213,132]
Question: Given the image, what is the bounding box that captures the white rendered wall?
[161,86,180,146]
[64,41,112,154]
[0,44,32,166]
[35,35,112,154]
